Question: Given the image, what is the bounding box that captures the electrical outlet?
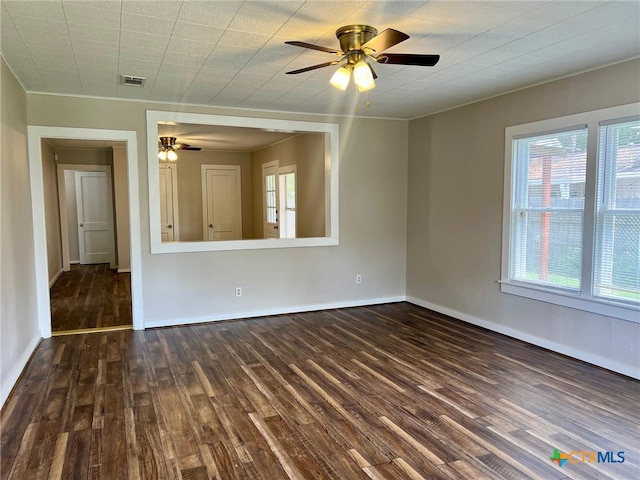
[235,287,242,297]
[356,274,362,284]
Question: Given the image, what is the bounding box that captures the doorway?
[50,156,125,334]
[27,126,144,338]
[262,160,279,239]
[57,164,116,269]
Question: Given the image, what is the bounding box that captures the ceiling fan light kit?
[330,65,352,91]
[353,60,375,92]
[158,136,178,162]
[157,135,202,162]
[157,148,178,161]
[286,24,440,93]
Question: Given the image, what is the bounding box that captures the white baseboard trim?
[1,335,41,408]
[117,268,131,273]
[70,260,80,265]
[406,296,640,380]
[49,268,63,288]
[144,296,406,329]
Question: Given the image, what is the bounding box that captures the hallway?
[50,264,132,333]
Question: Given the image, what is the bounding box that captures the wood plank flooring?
[2,303,638,479]
[50,264,132,332]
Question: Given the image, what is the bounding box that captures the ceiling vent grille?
[120,75,146,87]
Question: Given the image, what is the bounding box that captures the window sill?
[500,281,640,323]
[151,236,340,254]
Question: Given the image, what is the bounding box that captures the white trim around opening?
[27,126,144,337]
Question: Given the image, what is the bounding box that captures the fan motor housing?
[336,25,378,53]
[159,136,177,148]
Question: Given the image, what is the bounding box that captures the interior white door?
[202,165,242,241]
[75,171,115,265]
[159,164,179,242]
[262,160,279,239]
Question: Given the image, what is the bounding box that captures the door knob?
[79,223,84,227]
[168,224,173,229]
[209,224,213,228]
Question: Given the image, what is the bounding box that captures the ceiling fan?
[158,136,201,161]
[285,25,440,91]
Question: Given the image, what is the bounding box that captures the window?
[511,127,587,290]
[279,168,297,239]
[594,120,640,303]
[502,103,639,322]
[265,172,277,223]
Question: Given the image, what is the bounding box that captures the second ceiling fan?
[158,136,201,161]
[285,25,440,91]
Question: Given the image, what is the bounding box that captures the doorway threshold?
[51,325,133,336]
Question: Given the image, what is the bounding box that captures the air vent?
[120,75,146,87]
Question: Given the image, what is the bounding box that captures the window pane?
[594,214,640,301]
[514,130,587,209]
[513,211,583,289]
[286,173,296,209]
[595,119,640,303]
[267,206,276,223]
[511,128,587,291]
[285,210,296,238]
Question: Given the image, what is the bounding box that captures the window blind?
[594,119,640,303]
[511,128,588,290]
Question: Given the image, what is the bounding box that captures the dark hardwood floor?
[50,264,132,332]
[2,303,638,479]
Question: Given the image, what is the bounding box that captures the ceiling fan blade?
[285,41,342,55]
[286,61,339,75]
[362,28,409,53]
[175,143,201,151]
[377,53,440,67]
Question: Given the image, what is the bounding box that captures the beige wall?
[251,133,325,238]
[26,95,408,326]
[407,59,640,376]
[64,170,80,261]
[112,146,131,271]
[1,57,40,405]
[54,147,111,165]
[41,140,62,283]
[173,150,252,241]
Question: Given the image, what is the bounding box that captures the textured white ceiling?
[158,121,302,150]
[2,0,639,120]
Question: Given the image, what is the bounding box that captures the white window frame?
[501,103,640,323]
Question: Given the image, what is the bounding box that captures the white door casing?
[159,164,179,242]
[262,160,279,239]
[28,126,144,337]
[201,165,242,241]
[75,171,116,266]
